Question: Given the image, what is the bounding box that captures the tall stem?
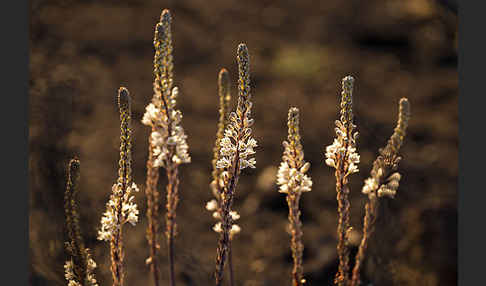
[228,241,235,286]
[350,197,378,286]
[146,142,160,286]
[166,166,179,286]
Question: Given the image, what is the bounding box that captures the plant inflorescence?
[61,8,411,286]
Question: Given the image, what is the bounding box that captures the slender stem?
[350,197,378,286]
[215,158,240,286]
[166,165,179,286]
[288,193,303,286]
[110,230,124,286]
[228,241,235,286]
[146,142,160,286]
[215,177,237,286]
[334,129,352,286]
[168,229,175,286]
[335,181,351,286]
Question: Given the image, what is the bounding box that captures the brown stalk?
[228,239,235,286]
[165,165,180,286]
[145,141,161,286]
[335,179,351,286]
[288,192,304,286]
[215,159,240,286]
[350,196,377,286]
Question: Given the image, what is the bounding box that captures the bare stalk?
[165,165,180,286]
[145,142,161,286]
[228,240,235,286]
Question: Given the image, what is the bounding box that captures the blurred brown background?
[29,0,457,285]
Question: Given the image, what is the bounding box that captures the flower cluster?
[64,250,98,286]
[277,161,312,194]
[216,44,256,173]
[277,107,312,194]
[325,136,360,174]
[98,182,140,241]
[216,119,257,170]
[361,98,410,200]
[361,170,401,198]
[143,86,191,167]
[206,199,241,238]
[325,76,360,178]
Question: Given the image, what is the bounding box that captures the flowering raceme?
[64,252,98,286]
[276,161,312,194]
[216,112,257,171]
[98,181,140,241]
[142,86,191,167]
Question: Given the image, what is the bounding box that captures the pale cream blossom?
[98,182,140,241]
[276,162,313,194]
[206,199,218,211]
[143,86,191,167]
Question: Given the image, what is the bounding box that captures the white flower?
[300,174,313,192]
[87,257,97,271]
[230,211,240,220]
[213,222,222,233]
[239,157,256,169]
[216,157,232,169]
[300,162,310,173]
[68,281,81,286]
[64,260,75,281]
[230,224,241,236]
[142,103,160,126]
[206,199,218,211]
[122,196,139,226]
[212,211,221,219]
[362,178,378,195]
